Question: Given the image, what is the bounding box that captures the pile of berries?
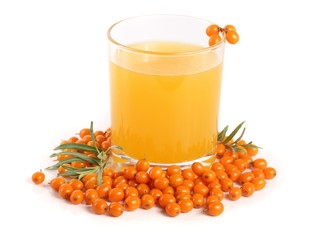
[32,127,276,217]
[206,24,240,46]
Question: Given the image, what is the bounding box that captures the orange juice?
[109,41,223,165]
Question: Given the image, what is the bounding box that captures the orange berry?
[169,174,184,187]
[103,168,114,178]
[178,199,194,213]
[136,159,150,172]
[114,171,124,178]
[135,171,150,184]
[209,34,222,46]
[50,177,66,191]
[154,177,169,190]
[263,167,277,180]
[32,170,45,185]
[136,183,150,196]
[238,172,255,185]
[108,188,124,202]
[82,135,92,143]
[123,166,137,180]
[182,179,194,191]
[70,190,84,204]
[115,182,129,192]
[219,178,234,192]
[252,168,265,178]
[209,188,224,201]
[79,128,90,139]
[192,193,204,209]
[127,179,139,188]
[59,183,73,199]
[92,199,108,214]
[58,163,71,176]
[225,24,236,32]
[246,145,259,156]
[207,202,224,216]
[68,179,84,190]
[124,196,141,211]
[193,184,209,197]
[149,167,163,179]
[206,24,219,37]
[84,189,99,205]
[108,202,124,217]
[216,171,228,180]
[71,161,86,169]
[159,194,176,208]
[233,159,247,172]
[165,203,181,217]
[226,168,241,182]
[82,173,98,184]
[205,195,219,208]
[226,30,239,44]
[84,178,98,190]
[251,177,266,191]
[207,181,222,190]
[149,188,163,203]
[97,183,112,198]
[101,140,111,150]
[162,186,175,195]
[228,187,242,201]
[175,186,190,196]
[237,146,247,158]
[253,158,268,169]
[216,144,226,156]
[94,130,105,137]
[193,176,205,185]
[220,156,234,166]
[181,168,195,181]
[192,162,206,176]
[241,183,255,197]
[175,193,192,202]
[141,194,155,210]
[68,136,79,143]
[113,176,127,187]
[102,176,113,186]
[241,155,253,167]
[211,162,225,172]
[124,186,139,198]
[201,170,216,183]
[167,165,181,176]
[95,135,105,144]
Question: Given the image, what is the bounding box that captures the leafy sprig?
[47,121,120,186]
[217,121,261,154]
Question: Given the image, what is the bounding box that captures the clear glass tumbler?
[107,14,225,168]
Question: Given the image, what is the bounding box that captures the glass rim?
[107,14,226,56]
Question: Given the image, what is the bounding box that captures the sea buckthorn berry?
[207,202,224,216]
[263,167,277,180]
[79,128,90,139]
[70,190,84,204]
[226,168,241,182]
[136,159,150,172]
[59,183,73,199]
[85,189,99,205]
[205,196,219,208]
[135,171,150,184]
[251,177,266,191]
[237,140,246,145]
[178,199,194,213]
[169,174,184,187]
[211,162,225,172]
[71,161,86,169]
[220,156,234,166]
[113,176,127,187]
[192,162,206,176]
[32,170,45,185]
[68,136,79,143]
[95,135,105,144]
[115,182,129,192]
[201,170,216,183]
[253,158,268,169]
[241,183,255,197]
[216,171,228,180]
[159,194,176,208]
[241,155,253,167]
[226,30,239,44]
[82,135,92,143]
[206,24,219,37]
[208,181,222,190]
[68,179,84,190]
[192,193,204,209]
[141,194,155,210]
[128,179,139,188]
[124,186,139,198]
[193,184,209,197]
[94,130,105,137]
[209,34,221,46]
[216,144,226,156]
[165,203,181,217]
[101,141,111,151]
[84,178,98,190]
[175,186,190,196]
[182,179,194,190]
[50,177,66,191]
[108,202,124,217]
[123,166,137,180]
[161,170,167,178]
[76,139,86,145]
[58,164,70,176]
[233,159,247,172]
[237,146,247,158]
[238,172,255,185]
[219,178,234,192]
[102,176,113,186]
[176,193,192,202]
[209,188,224,201]
[163,186,175,195]
[87,141,100,148]
[246,145,259,156]
[228,187,242,201]
[108,188,124,202]
[252,168,265,178]
[193,176,205,185]
[167,165,181,176]
[225,24,236,32]
[224,150,239,160]
[103,168,114,178]
[82,173,98,184]
[137,183,150,196]
[92,199,108,215]
[153,177,169,190]
[113,171,124,179]
[97,183,112,198]
[149,188,163,203]
[149,167,163,179]
[182,168,195,181]
[124,196,141,211]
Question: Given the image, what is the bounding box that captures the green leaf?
[222,121,245,145]
[234,147,247,153]
[61,165,98,172]
[243,144,262,149]
[46,157,86,170]
[49,151,99,165]
[97,167,104,187]
[233,127,246,145]
[54,143,100,154]
[57,171,79,177]
[218,125,228,142]
[90,121,100,155]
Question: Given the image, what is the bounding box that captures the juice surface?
[110,41,223,164]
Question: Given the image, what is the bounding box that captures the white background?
[0,0,309,239]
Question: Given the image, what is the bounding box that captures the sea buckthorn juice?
[108,15,225,167]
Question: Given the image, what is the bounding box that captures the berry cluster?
[206,24,240,46]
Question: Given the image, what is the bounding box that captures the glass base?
[110,148,216,170]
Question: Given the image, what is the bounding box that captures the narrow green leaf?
[234,147,247,153]
[218,125,228,142]
[233,127,246,145]
[49,151,99,165]
[222,121,245,145]
[46,157,85,170]
[90,121,100,155]
[62,165,98,172]
[97,167,104,187]
[57,171,79,177]
[54,143,100,154]
[243,144,262,149]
